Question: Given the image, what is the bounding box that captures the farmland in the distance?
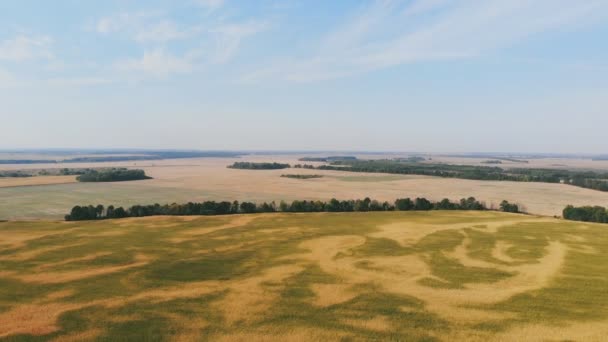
[2,155,608,220]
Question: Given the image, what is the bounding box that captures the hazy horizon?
[0,148,606,158]
[2,0,607,153]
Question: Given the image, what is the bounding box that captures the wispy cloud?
[210,21,268,63]
[134,20,198,43]
[245,0,608,82]
[194,0,225,11]
[44,77,113,87]
[0,34,53,61]
[115,49,194,77]
[96,12,152,34]
[96,12,197,43]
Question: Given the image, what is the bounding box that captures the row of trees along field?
[64,197,521,221]
[281,174,323,179]
[76,168,151,182]
[315,159,608,192]
[228,162,290,170]
[563,205,608,223]
[0,171,33,178]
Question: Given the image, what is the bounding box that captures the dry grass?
[1,211,607,341]
[213,265,305,325]
[1,254,151,284]
[493,320,608,342]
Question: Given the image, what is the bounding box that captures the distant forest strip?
[298,156,358,162]
[76,168,151,182]
[0,151,244,165]
[228,162,291,170]
[563,205,608,224]
[64,197,521,221]
[0,167,116,178]
[446,155,530,163]
[0,160,55,164]
[281,174,323,179]
[0,171,34,178]
[315,160,608,192]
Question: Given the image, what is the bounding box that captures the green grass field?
[1,211,607,341]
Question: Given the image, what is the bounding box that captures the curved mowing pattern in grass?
[0,212,607,340]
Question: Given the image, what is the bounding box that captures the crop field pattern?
[0,211,607,341]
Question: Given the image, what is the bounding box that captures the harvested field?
[0,176,77,188]
[2,156,608,219]
[1,211,607,341]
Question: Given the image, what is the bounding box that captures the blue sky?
[1,0,607,153]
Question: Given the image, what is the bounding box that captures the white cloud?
[245,0,608,82]
[195,0,225,10]
[402,0,452,16]
[44,77,113,87]
[115,49,193,77]
[210,21,268,63]
[96,12,195,43]
[134,20,195,43]
[96,12,144,34]
[0,34,53,61]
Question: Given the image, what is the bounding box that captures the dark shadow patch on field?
[350,237,414,257]
[146,251,256,282]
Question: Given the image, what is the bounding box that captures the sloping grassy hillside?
[0,212,607,341]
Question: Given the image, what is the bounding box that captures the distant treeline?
[0,160,55,164]
[315,159,608,192]
[496,158,529,163]
[293,164,316,169]
[0,171,32,178]
[64,196,521,221]
[228,162,290,170]
[64,156,161,163]
[0,168,111,178]
[281,174,323,179]
[0,151,243,165]
[0,171,33,178]
[298,156,357,162]
[394,156,426,163]
[76,168,151,182]
[481,160,503,164]
[449,155,530,163]
[563,205,608,223]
